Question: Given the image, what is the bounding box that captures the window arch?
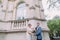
[16,3,27,20]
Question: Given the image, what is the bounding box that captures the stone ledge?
[0,28,49,33]
[42,28,50,32]
[0,28,27,33]
[0,18,46,23]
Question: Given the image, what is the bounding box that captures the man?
[35,23,42,40]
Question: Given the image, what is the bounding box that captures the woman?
[27,24,34,40]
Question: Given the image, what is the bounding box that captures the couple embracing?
[27,23,42,40]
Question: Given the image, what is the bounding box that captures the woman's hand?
[28,32,32,35]
[32,28,35,31]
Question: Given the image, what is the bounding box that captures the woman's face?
[28,24,32,28]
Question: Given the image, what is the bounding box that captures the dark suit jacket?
[35,25,42,39]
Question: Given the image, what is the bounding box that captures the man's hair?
[37,23,40,25]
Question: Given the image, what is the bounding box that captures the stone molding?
[35,4,40,8]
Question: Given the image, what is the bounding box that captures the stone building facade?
[0,0,50,40]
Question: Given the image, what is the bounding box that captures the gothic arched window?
[16,3,27,20]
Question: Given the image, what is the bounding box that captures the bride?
[27,24,34,40]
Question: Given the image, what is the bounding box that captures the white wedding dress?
[27,27,33,40]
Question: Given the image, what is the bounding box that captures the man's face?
[37,23,40,26]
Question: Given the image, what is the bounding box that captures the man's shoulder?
[38,26,41,28]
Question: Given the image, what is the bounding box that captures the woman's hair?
[28,24,32,26]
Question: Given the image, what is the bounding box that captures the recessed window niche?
[16,3,27,20]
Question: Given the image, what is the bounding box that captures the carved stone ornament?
[8,0,16,1]
[38,0,42,1]
[41,9,44,12]
[26,4,29,6]
[35,4,40,8]
[2,10,6,12]
[29,6,35,10]
[8,10,13,13]
[1,5,3,7]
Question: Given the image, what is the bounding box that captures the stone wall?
[0,31,27,40]
[0,30,50,40]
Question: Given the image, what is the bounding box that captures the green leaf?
[47,18,60,36]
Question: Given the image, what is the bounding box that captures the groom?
[35,23,42,40]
